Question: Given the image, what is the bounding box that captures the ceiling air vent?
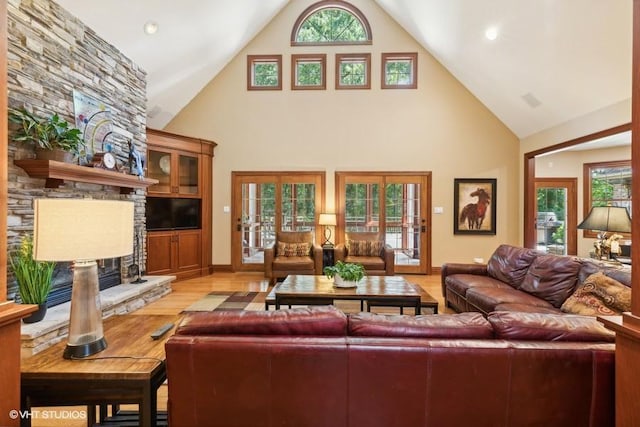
[521,92,542,108]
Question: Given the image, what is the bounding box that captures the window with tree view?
[584,160,632,237]
[292,1,372,45]
[247,55,282,90]
[382,52,417,89]
[292,54,326,90]
[336,53,371,89]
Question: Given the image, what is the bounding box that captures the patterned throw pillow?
[561,272,631,316]
[348,240,384,257]
[277,241,310,257]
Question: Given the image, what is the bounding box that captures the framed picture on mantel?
[454,178,496,235]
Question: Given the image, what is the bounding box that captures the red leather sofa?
[442,244,631,315]
[165,306,614,427]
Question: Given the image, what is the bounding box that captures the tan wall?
[519,99,631,244]
[535,145,631,257]
[166,0,519,268]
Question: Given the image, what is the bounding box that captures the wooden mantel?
[14,159,159,194]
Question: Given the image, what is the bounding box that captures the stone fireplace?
[5,0,149,302]
[46,258,122,307]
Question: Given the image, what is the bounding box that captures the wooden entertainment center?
[145,128,216,280]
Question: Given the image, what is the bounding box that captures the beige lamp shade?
[577,206,632,233]
[318,213,337,226]
[33,199,134,261]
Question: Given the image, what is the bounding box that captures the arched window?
[291,1,372,45]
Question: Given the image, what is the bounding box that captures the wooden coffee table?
[21,314,179,427]
[271,275,437,315]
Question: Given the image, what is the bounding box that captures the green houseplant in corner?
[8,107,84,162]
[9,235,55,323]
[323,261,366,288]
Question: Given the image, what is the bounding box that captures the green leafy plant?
[8,107,84,154]
[323,261,366,282]
[9,235,55,304]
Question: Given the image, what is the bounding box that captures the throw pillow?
[277,241,310,257]
[348,240,384,257]
[561,272,631,316]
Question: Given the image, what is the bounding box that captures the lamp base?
[63,336,107,359]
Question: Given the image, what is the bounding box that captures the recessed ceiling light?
[143,21,159,35]
[485,27,498,41]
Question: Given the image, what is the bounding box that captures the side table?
[21,314,177,427]
[322,245,335,269]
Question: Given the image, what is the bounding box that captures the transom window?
[291,54,326,90]
[247,55,282,91]
[291,1,372,46]
[382,52,418,89]
[335,53,371,89]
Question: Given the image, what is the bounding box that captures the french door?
[336,172,431,274]
[534,178,577,255]
[231,172,324,271]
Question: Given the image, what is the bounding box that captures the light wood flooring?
[29,272,448,427]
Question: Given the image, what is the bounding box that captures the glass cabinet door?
[178,154,199,195]
[148,149,172,194]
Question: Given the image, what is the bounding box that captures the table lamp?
[32,198,134,359]
[577,205,631,258]
[318,213,337,247]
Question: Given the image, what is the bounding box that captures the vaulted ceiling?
[55,0,632,139]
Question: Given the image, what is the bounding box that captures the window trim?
[291,54,327,90]
[381,52,418,89]
[247,55,282,91]
[335,53,371,90]
[291,0,373,46]
[582,159,632,238]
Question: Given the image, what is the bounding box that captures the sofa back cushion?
[487,311,614,342]
[486,244,539,288]
[276,231,314,244]
[518,254,582,308]
[176,305,347,336]
[578,259,631,287]
[348,312,494,339]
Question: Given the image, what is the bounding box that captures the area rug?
[181,291,266,313]
[181,291,414,314]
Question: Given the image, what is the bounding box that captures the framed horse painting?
[454,178,497,235]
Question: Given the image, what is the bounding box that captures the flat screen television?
[146,197,201,231]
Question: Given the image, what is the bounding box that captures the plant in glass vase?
[323,261,365,288]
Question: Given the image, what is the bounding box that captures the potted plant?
[8,107,84,162]
[323,261,366,288]
[9,235,55,323]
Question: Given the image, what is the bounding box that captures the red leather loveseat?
[165,306,614,427]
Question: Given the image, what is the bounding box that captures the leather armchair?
[334,232,394,276]
[264,231,322,286]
